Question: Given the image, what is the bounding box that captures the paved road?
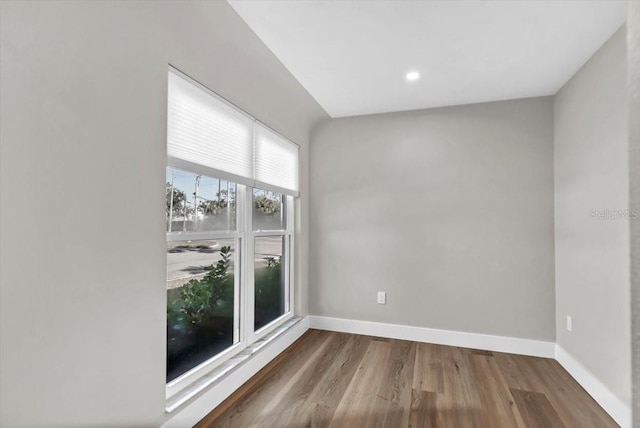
[167,236,284,281]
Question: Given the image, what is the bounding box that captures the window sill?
[165,316,303,413]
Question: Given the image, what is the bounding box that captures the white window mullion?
[166,231,241,242]
[284,235,291,314]
[232,184,246,347]
[243,185,257,344]
[287,195,295,315]
[233,235,241,345]
[252,230,289,237]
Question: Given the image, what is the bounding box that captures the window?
[165,68,298,398]
[251,190,292,332]
[166,169,240,384]
[166,169,236,233]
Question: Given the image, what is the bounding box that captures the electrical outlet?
[377,291,386,305]
[566,315,572,332]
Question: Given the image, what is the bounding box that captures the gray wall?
[310,97,556,341]
[554,27,631,408]
[0,1,326,427]
[628,0,640,424]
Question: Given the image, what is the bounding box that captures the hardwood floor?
[196,330,619,428]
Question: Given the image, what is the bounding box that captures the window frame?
[165,163,295,400]
[165,164,247,400]
[245,191,295,344]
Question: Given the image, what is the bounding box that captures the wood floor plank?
[195,329,320,428]
[492,352,539,393]
[510,388,566,428]
[409,389,440,428]
[202,330,331,428]
[305,333,372,427]
[197,330,620,428]
[375,340,417,427]
[327,339,392,428]
[252,333,355,426]
[525,357,619,428]
[413,343,445,393]
[251,331,349,427]
[468,353,524,428]
[439,346,482,428]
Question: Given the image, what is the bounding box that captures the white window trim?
[166,341,245,400]
[166,174,295,400]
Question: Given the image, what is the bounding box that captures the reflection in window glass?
[166,167,236,233]
[254,236,286,331]
[252,188,285,231]
[166,239,236,382]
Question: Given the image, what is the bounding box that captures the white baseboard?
[161,316,310,428]
[555,345,631,428]
[308,315,556,358]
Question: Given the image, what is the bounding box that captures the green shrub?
[179,279,211,325]
[173,245,233,326]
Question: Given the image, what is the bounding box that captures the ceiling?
[228,1,626,118]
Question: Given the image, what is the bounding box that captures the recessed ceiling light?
[406,71,420,81]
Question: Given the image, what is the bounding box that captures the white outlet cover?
[377,292,386,305]
[566,315,572,332]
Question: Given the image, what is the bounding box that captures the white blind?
[167,69,300,196]
[254,123,299,196]
[167,70,254,186]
